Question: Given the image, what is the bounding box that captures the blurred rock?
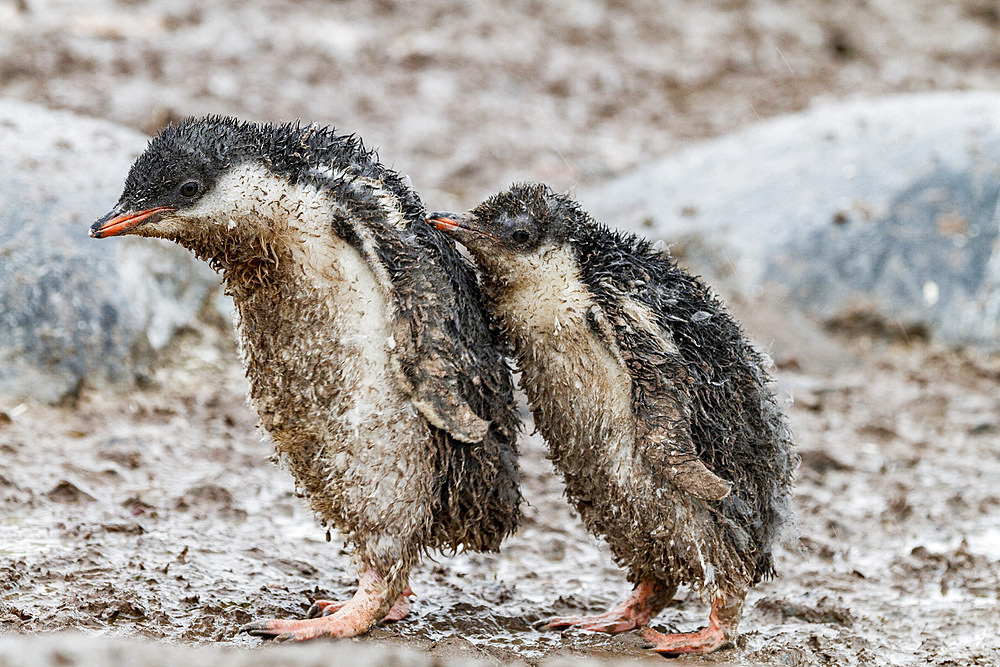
[583,91,1000,350]
[0,100,223,404]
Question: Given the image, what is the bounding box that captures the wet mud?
[2,325,999,665]
[3,0,1000,664]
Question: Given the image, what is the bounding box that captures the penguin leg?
[639,590,744,656]
[239,569,407,642]
[306,584,414,621]
[538,579,677,633]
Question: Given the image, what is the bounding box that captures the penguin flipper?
[390,318,491,444]
[634,389,732,501]
[406,370,490,444]
[348,220,492,445]
[585,302,731,500]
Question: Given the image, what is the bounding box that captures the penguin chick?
[428,183,796,656]
[90,117,522,642]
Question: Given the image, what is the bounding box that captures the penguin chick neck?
[146,163,347,293]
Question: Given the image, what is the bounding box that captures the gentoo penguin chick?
[90,117,522,642]
[428,183,796,656]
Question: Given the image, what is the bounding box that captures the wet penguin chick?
[90,117,522,642]
[428,183,796,656]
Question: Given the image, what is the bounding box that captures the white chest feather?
[197,165,409,436]
[496,244,637,487]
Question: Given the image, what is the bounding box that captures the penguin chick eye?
[179,181,200,198]
[511,229,531,245]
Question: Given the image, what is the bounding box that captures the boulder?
[582,91,1000,350]
[0,100,223,404]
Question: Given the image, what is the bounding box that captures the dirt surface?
[3,319,1000,666]
[2,0,1000,665]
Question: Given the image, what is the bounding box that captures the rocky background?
[2,1,1000,665]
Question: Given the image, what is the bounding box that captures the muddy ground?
[2,0,1000,665]
[4,324,1000,666]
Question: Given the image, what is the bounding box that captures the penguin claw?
[537,614,641,634]
[306,599,346,618]
[238,621,261,634]
[238,620,278,637]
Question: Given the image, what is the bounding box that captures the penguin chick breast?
[489,243,639,490]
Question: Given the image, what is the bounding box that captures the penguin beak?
[90,205,177,239]
[426,212,494,242]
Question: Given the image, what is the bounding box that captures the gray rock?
[582,91,1000,349]
[0,100,223,403]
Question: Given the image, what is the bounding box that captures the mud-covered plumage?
[430,183,796,654]
[90,117,521,640]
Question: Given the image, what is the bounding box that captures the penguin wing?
[378,240,492,445]
[587,302,732,501]
[303,157,497,443]
[335,212,492,444]
[631,380,733,501]
[391,317,491,444]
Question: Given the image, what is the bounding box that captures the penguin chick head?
[427,183,581,275]
[90,117,250,242]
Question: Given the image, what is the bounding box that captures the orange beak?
[426,211,495,242]
[90,206,176,239]
[426,212,462,232]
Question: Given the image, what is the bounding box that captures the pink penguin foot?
[240,572,411,642]
[540,609,647,634]
[538,579,676,634]
[306,586,414,622]
[639,597,733,656]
